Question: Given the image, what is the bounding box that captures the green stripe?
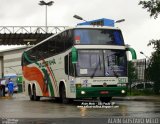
[42,68,54,96]
[23,52,39,65]
[126,48,137,60]
[50,67,57,82]
[23,51,55,96]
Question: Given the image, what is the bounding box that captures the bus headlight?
[81,91,86,95]
[121,90,126,94]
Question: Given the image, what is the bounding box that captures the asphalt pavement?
[113,95,160,102]
[0,93,160,124]
[1,93,160,102]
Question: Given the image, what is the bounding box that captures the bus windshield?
[76,50,127,77]
[74,29,124,45]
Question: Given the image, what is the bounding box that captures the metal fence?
[0,26,68,34]
[131,59,153,89]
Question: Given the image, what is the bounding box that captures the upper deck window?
[74,29,124,45]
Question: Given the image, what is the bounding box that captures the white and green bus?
[22,23,136,103]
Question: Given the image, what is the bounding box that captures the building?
[132,58,150,81]
[0,46,30,79]
[0,26,66,87]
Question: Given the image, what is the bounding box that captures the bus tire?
[60,84,69,104]
[28,85,34,101]
[55,97,61,102]
[100,97,112,103]
[33,85,40,101]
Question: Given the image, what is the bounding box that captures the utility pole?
[39,1,54,33]
[140,51,149,89]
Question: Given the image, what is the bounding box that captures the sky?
[0,0,160,59]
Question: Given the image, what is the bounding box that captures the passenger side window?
[69,53,74,76]
[65,30,73,50]
[65,55,68,75]
[55,34,64,53]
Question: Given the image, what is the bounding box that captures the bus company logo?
[38,59,56,68]
[82,80,88,86]
[83,80,88,84]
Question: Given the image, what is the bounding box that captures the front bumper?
[76,86,127,98]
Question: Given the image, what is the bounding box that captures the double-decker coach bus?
[22,19,136,103]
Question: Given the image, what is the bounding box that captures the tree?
[139,0,160,94]
[139,0,160,19]
[128,61,137,95]
[147,40,160,94]
[128,61,137,83]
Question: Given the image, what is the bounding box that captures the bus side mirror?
[71,47,78,64]
[126,47,137,60]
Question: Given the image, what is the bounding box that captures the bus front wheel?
[100,97,112,103]
[60,85,69,104]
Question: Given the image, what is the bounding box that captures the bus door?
[65,53,76,98]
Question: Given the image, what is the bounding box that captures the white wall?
[0,47,28,78]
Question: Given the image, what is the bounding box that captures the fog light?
[81,91,86,95]
[121,90,125,94]
[76,84,81,88]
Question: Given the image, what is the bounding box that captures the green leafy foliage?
[128,61,137,82]
[147,40,160,94]
[139,0,160,19]
[139,0,160,94]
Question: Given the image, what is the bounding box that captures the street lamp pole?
[140,51,149,89]
[115,19,125,23]
[140,51,149,59]
[39,1,54,33]
[45,4,47,32]
[73,15,87,22]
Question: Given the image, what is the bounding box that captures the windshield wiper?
[106,55,119,78]
[110,65,119,78]
[91,56,101,78]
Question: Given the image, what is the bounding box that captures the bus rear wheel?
[60,85,69,104]
[33,86,40,101]
[28,86,34,101]
[100,97,112,103]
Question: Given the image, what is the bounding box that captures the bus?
[22,20,136,103]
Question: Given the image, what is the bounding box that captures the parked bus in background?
[21,18,136,103]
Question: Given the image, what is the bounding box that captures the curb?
[113,96,160,102]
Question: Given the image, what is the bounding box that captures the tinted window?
[69,53,74,76]
[74,29,124,45]
[76,50,127,77]
[76,50,104,77]
[65,55,68,75]
[23,30,74,65]
[65,30,73,49]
